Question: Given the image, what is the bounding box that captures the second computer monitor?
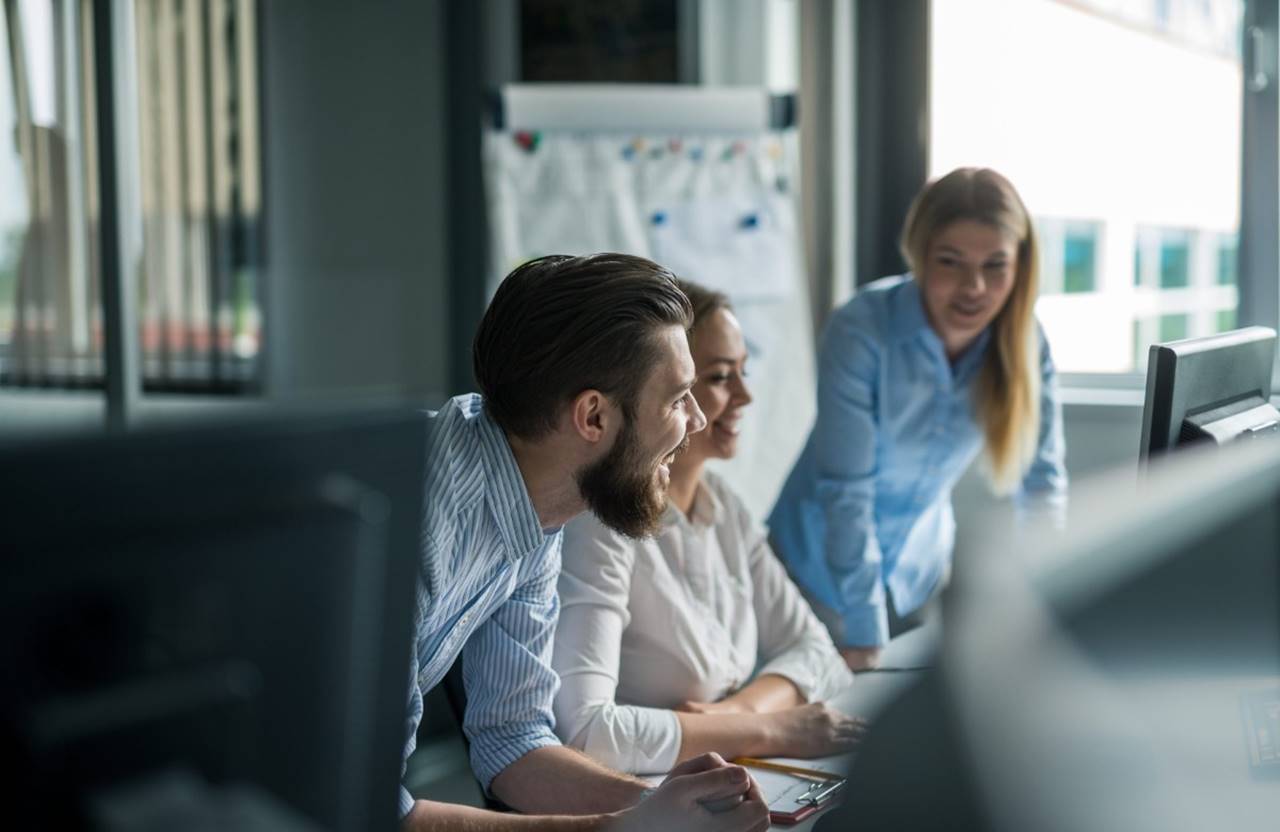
[0,407,426,832]
[1139,326,1280,463]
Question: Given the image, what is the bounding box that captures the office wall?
[260,0,450,402]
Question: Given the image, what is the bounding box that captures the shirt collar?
[892,273,993,383]
[663,478,724,530]
[475,404,546,559]
[889,274,932,345]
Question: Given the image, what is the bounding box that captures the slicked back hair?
[473,253,694,440]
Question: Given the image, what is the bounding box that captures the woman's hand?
[763,703,867,759]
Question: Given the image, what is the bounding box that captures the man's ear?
[568,389,614,444]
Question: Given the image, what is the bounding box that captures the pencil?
[732,757,844,782]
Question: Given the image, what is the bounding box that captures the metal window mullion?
[1239,0,1280,340]
[206,0,228,385]
[854,0,929,286]
[94,0,140,431]
[78,0,103,381]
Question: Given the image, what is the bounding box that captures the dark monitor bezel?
[1139,326,1277,463]
[0,407,426,831]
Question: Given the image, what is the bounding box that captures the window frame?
[854,0,1279,394]
[0,0,264,429]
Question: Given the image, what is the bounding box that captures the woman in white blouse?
[552,280,862,775]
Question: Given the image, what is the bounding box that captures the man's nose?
[687,394,708,434]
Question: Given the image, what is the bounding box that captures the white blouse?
[552,471,854,774]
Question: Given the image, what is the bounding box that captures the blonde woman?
[769,167,1067,670]
[551,281,861,776]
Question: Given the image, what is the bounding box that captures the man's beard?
[576,417,686,539]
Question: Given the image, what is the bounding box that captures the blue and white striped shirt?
[399,394,563,817]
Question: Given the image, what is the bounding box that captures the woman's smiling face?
[918,219,1019,359]
[686,307,753,462]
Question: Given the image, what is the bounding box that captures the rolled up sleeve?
[461,541,564,791]
[399,641,423,818]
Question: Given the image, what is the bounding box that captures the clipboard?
[734,757,847,825]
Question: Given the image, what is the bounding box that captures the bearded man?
[400,254,770,832]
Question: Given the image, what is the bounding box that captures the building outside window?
[1216,232,1238,285]
[1062,220,1099,293]
[1038,218,1100,295]
[931,0,1244,374]
[0,0,261,393]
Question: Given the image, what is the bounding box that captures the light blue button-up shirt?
[768,275,1066,648]
[399,394,563,817]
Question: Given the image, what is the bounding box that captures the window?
[0,0,103,386]
[0,0,262,393]
[1158,229,1191,288]
[1133,312,1191,365]
[0,5,26,370]
[1062,221,1099,293]
[1216,232,1238,285]
[520,0,681,82]
[1160,312,1190,341]
[931,0,1245,374]
[1038,218,1100,294]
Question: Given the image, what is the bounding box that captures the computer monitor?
[828,437,1280,831]
[1139,326,1280,463]
[0,407,426,831]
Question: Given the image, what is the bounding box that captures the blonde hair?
[899,168,1041,495]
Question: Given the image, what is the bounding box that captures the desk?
[640,624,937,828]
[784,622,939,830]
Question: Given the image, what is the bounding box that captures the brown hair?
[900,167,1041,494]
[473,253,694,440]
[674,279,731,332]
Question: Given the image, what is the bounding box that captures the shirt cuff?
[580,705,682,775]
[471,728,562,792]
[757,652,853,703]
[398,785,416,819]
[841,604,890,649]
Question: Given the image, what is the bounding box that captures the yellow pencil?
[732,757,843,782]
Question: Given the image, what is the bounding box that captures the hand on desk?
[607,753,769,832]
[840,646,882,671]
[674,700,865,761]
[762,703,867,759]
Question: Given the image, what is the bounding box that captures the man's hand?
[606,753,769,832]
[840,645,882,671]
[761,703,867,759]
